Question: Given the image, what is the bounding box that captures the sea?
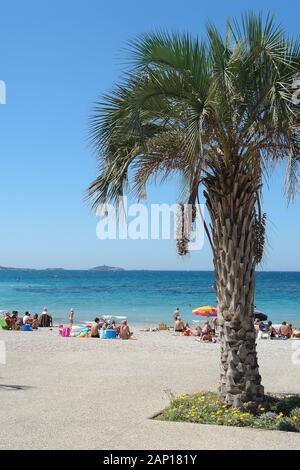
[0,270,299,326]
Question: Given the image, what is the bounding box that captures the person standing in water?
[173,307,180,321]
[69,308,75,329]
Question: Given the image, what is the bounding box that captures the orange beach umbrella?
[192,305,217,317]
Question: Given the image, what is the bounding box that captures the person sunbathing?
[119,320,132,340]
[292,325,300,339]
[182,324,192,336]
[278,321,292,338]
[91,318,100,338]
[190,326,202,336]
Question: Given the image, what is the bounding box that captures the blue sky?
[0,0,299,270]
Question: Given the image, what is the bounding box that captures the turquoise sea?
[0,270,299,326]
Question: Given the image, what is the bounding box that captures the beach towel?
[0,318,9,330]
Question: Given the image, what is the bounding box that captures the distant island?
[88,265,125,272]
[0,265,124,272]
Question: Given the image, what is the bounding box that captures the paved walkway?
[0,329,299,449]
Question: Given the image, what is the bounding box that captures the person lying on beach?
[292,326,300,339]
[190,326,202,337]
[174,317,185,332]
[196,331,217,343]
[278,321,292,338]
[118,320,133,340]
[91,318,100,338]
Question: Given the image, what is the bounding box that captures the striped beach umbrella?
[192,305,217,317]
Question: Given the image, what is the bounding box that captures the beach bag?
[21,324,32,331]
[0,318,9,330]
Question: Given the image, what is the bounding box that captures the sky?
[0,0,299,271]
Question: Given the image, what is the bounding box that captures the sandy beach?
[0,327,300,450]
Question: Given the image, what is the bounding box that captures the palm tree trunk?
[204,162,264,406]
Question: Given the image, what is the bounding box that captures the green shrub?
[275,396,300,416]
[276,417,298,432]
[158,392,300,433]
[253,412,277,430]
[290,408,300,430]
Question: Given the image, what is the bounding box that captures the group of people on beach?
[173,308,218,342]
[2,307,53,330]
[90,317,133,339]
[173,307,300,342]
[255,319,300,339]
[68,308,133,339]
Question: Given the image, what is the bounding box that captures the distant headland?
[0,265,125,272]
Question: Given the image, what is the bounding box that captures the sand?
[0,327,300,450]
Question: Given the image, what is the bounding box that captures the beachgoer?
[119,320,132,340]
[107,320,116,330]
[31,314,39,330]
[292,325,300,339]
[173,307,180,322]
[174,317,185,332]
[10,313,19,330]
[23,312,31,325]
[39,307,53,327]
[254,319,261,334]
[212,316,219,333]
[69,308,75,328]
[91,318,100,338]
[202,321,212,335]
[190,326,202,337]
[4,313,12,329]
[278,321,292,338]
[267,321,277,338]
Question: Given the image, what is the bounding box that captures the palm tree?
[87,13,300,406]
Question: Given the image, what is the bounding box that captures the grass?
[156,391,300,432]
